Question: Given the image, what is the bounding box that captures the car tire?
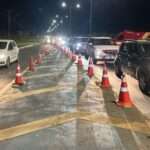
[6,57,10,68]
[138,71,149,95]
[114,63,123,79]
[93,59,97,65]
[85,54,89,60]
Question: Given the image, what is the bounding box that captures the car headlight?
[0,54,6,59]
[77,43,82,47]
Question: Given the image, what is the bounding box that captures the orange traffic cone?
[29,56,35,72]
[101,63,110,88]
[72,53,76,61]
[36,54,42,65]
[117,76,133,108]
[14,63,25,86]
[87,57,94,78]
[78,55,83,67]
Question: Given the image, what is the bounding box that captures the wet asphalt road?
[0,47,150,150]
[0,45,40,89]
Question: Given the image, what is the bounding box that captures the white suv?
[0,40,19,67]
[86,37,119,64]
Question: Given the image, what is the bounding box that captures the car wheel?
[93,59,97,65]
[114,64,123,79]
[85,54,89,60]
[6,57,10,68]
[138,71,149,95]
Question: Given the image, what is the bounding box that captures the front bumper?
[95,55,116,61]
[0,58,6,66]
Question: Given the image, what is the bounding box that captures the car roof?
[124,39,150,44]
[90,37,112,39]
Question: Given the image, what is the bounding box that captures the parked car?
[86,37,119,64]
[114,40,150,95]
[0,40,19,68]
[69,37,89,55]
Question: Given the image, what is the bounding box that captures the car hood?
[0,50,7,54]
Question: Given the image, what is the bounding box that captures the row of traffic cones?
[61,48,133,108]
[13,50,47,87]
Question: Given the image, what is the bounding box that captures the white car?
[86,37,119,64]
[0,40,19,67]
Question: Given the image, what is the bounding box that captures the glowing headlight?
[47,38,50,43]
[77,43,82,47]
[0,54,6,59]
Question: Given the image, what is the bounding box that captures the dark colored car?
[69,37,89,55]
[114,40,150,95]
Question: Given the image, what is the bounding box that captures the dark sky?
[0,0,150,35]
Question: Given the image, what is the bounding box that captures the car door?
[12,41,19,60]
[119,43,129,73]
[127,42,141,76]
[8,42,14,62]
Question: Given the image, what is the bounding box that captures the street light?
[52,19,57,24]
[76,3,81,9]
[61,1,81,35]
[56,14,59,18]
[61,1,67,8]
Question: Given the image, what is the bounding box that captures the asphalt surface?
[0,46,150,150]
[0,45,40,90]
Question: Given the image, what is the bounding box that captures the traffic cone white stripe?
[103,74,108,78]
[16,73,22,76]
[120,87,128,92]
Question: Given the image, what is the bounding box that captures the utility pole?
[8,10,11,37]
[89,0,93,36]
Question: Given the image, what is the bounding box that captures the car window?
[12,41,17,47]
[0,42,7,49]
[8,42,14,51]
[127,43,138,55]
[120,43,128,54]
[140,43,150,55]
[89,38,112,45]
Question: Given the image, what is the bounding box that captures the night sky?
[0,0,150,35]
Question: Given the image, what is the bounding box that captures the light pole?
[89,0,93,35]
[0,9,12,37]
[61,1,81,35]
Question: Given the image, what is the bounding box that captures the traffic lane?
[0,49,79,129]
[0,58,150,150]
[0,56,131,149]
[0,45,40,90]
[95,63,150,119]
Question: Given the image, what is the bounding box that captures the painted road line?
[0,111,149,142]
[25,73,56,80]
[0,78,77,103]
[0,111,91,142]
[19,43,39,50]
[0,85,67,103]
[0,112,77,141]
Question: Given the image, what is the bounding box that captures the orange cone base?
[13,80,25,87]
[116,101,133,108]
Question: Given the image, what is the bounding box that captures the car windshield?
[90,38,112,45]
[140,43,150,55]
[0,42,7,49]
[72,38,89,43]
